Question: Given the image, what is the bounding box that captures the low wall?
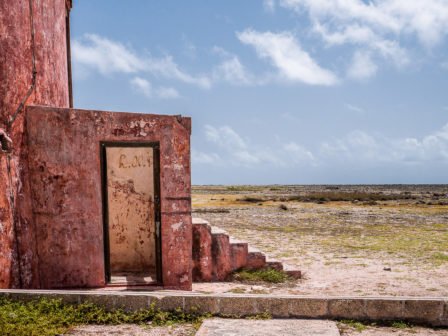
[1,290,447,327]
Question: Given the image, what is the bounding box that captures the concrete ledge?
[1,290,447,327]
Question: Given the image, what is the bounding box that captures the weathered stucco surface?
[25,106,192,290]
[0,0,71,289]
[106,147,156,273]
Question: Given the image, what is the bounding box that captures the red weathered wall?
[0,0,71,288]
[25,106,192,290]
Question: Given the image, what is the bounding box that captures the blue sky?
[70,0,448,184]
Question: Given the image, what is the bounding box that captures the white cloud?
[192,150,222,165]
[155,87,180,99]
[313,22,409,67]
[279,0,448,78]
[205,125,247,149]
[320,124,448,164]
[212,46,274,86]
[130,77,152,97]
[345,103,365,114]
[195,123,448,170]
[263,0,276,13]
[213,56,253,86]
[237,29,338,85]
[72,34,211,89]
[284,142,315,163]
[280,0,448,47]
[441,61,448,70]
[347,51,378,80]
[199,125,310,167]
[130,77,180,99]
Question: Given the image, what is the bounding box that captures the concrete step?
[192,219,213,281]
[211,231,231,281]
[283,263,302,279]
[196,318,340,336]
[229,241,248,271]
[192,217,301,281]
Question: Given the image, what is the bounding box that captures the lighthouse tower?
[0,0,72,288]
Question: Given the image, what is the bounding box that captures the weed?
[0,297,207,336]
[0,297,276,336]
[232,268,291,284]
[246,312,271,319]
[392,321,412,329]
[339,320,368,331]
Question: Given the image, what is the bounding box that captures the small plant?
[279,204,288,210]
[339,320,368,331]
[392,321,412,329]
[232,268,291,284]
[246,312,271,320]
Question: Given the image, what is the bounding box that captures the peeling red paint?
[25,106,192,290]
[0,0,71,289]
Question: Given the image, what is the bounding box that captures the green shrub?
[233,268,290,284]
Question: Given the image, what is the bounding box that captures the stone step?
[246,251,266,270]
[265,257,283,271]
[192,218,301,281]
[192,219,213,281]
[211,231,232,281]
[283,263,302,279]
[229,242,248,271]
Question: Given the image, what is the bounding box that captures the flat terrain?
[192,185,448,297]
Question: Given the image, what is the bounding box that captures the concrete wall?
[0,0,71,289]
[25,106,192,290]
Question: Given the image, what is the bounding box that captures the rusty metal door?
[101,142,161,284]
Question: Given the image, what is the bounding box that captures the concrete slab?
[196,318,340,336]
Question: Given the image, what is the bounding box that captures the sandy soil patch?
[65,323,195,335]
[339,324,448,336]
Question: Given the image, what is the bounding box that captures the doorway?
[101,142,161,285]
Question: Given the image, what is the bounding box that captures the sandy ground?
[66,324,196,335]
[191,185,448,297]
[339,324,448,336]
[65,322,447,336]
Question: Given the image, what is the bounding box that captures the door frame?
[100,141,162,285]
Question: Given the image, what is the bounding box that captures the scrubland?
[192,185,448,297]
